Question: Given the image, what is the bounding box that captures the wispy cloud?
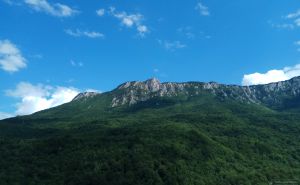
[96,8,105,16]
[6,82,80,115]
[177,27,195,39]
[70,60,83,67]
[294,41,300,51]
[269,9,300,30]
[271,10,300,51]
[177,27,212,40]
[0,39,26,73]
[65,29,104,39]
[24,0,78,17]
[286,9,300,19]
[195,2,210,16]
[270,22,295,30]
[158,40,186,51]
[242,64,300,85]
[107,7,149,37]
[284,9,300,27]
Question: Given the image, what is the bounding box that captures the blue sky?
[1,0,300,118]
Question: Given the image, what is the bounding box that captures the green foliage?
[0,93,299,184]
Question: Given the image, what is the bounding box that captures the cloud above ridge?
[242,64,300,85]
[6,82,80,115]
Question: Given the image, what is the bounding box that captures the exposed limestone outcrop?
[73,77,300,108]
[73,92,100,101]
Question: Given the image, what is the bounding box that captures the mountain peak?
[116,78,161,91]
[145,78,161,92]
[73,92,100,101]
[145,77,160,84]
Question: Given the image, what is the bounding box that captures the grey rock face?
[73,92,100,101]
[73,77,300,108]
[111,77,300,108]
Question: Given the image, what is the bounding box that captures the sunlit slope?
[0,78,300,184]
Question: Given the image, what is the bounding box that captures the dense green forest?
[0,90,299,185]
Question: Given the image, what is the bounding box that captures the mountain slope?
[0,78,300,185]
[23,76,300,120]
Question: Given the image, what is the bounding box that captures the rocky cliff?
[73,77,300,109]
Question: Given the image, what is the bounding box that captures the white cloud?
[24,0,78,17]
[108,7,149,36]
[158,40,186,51]
[270,10,300,30]
[6,82,80,115]
[195,2,210,16]
[137,25,148,36]
[286,9,300,19]
[242,64,300,86]
[96,8,105,16]
[0,39,26,73]
[284,9,300,28]
[65,29,104,38]
[0,112,13,120]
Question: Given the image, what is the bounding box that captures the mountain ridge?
[72,76,300,110]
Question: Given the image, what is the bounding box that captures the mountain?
[72,77,300,108]
[34,76,300,119]
[0,78,299,185]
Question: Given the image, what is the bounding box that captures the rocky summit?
[73,76,300,109]
[73,92,100,101]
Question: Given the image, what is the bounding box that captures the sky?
[1,0,300,119]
